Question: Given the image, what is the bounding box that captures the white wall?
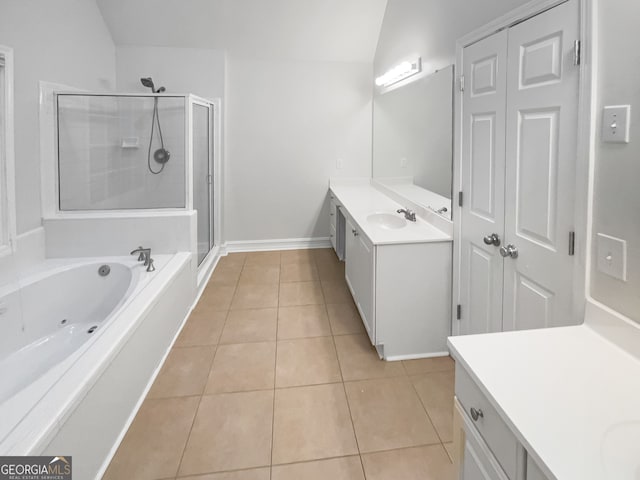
[224,57,372,242]
[0,0,116,234]
[374,0,531,77]
[590,1,640,323]
[116,46,225,100]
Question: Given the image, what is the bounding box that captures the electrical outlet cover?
[596,233,627,281]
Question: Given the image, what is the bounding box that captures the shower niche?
[51,91,220,267]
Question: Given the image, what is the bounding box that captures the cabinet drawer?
[330,202,337,229]
[456,365,518,479]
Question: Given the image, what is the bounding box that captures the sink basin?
[601,420,640,478]
[367,213,407,230]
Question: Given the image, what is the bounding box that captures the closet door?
[501,0,580,330]
[459,30,508,335]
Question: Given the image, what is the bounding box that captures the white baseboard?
[223,237,331,253]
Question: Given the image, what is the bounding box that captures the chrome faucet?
[397,208,417,222]
[130,246,155,272]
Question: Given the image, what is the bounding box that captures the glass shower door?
[192,102,213,265]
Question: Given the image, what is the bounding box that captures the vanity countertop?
[448,304,640,480]
[329,182,452,245]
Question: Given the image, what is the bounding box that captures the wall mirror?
[372,65,454,218]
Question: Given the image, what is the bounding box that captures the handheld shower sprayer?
[140,77,169,174]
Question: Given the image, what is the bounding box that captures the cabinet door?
[461,422,510,480]
[344,218,375,343]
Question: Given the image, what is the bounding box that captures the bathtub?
[0,252,193,470]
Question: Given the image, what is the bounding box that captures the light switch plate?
[602,105,631,143]
[336,158,344,169]
[596,233,627,281]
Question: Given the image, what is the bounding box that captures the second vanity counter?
[329,181,452,245]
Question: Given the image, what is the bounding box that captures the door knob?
[499,244,518,259]
[483,233,501,247]
[470,407,484,421]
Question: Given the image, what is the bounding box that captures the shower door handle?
[206,174,212,185]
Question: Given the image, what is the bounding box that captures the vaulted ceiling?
[96,0,389,62]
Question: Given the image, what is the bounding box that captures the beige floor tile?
[272,383,358,464]
[411,370,455,442]
[177,467,270,480]
[320,280,352,304]
[199,284,237,311]
[218,253,247,268]
[326,302,366,335]
[209,263,243,286]
[179,391,273,476]
[231,283,279,310]
[361,445,455,480]
[206,342,276,393]
[281,249,316,265]
[148,346,216,398]
[345,377,440,453]
[245,251,281,266]
[315,260,345,281]
[277,305,331,339]
[402,356,455,376]
[104,396,199,480]
[278,281,324,306]
[443,442,455,463]
[175,310,227,347]
[271,456,365,480]
[280,262,318,282]
[276,337,342,388]
[219,308,277,344]
[313,248,341,266]
[239,264,280,285]
[334,334,405,381]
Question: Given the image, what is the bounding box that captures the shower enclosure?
[55,93,219,266]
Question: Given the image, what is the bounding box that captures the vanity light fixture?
[375,57,422,87]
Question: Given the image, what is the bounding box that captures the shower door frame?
[188,95,220,271]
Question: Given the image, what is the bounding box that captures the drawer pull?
[330,213,335,216]
[470,407,484,421]
[352,229,359,237]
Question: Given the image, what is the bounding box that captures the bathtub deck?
[103,248,456,480]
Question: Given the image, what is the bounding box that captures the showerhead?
[140,77,155,92]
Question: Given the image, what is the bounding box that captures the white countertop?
[448,302,640,480]
[329,181,452,245]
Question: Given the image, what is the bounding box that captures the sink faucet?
[397,208,417,222]
[130,246,155,272]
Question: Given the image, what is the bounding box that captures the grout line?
[175,262,239,477]
[269,263,282,480]
[408,373,447,445]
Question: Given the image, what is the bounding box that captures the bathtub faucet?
[130,246,156,272]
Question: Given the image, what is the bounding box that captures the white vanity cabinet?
[329,186,452,359]
[453,363,552,480]
[344,216,375,342]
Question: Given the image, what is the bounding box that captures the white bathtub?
[0,253,193,463]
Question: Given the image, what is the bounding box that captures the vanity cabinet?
[344,217,375,342]
[453,362,552,480]
[329,187,452,359]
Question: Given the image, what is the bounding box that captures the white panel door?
[459,30,508,335]
[502,0,579,330]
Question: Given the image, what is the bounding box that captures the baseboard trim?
[223,237,331,253]
[385,351,451,361]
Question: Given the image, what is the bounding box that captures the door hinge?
[573,40,581,66]
[459,75,465,92]
[568,231,575,256]
[458,191,463,207]
[456,304,462,320]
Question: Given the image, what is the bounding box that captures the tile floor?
[104,249,456,480]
